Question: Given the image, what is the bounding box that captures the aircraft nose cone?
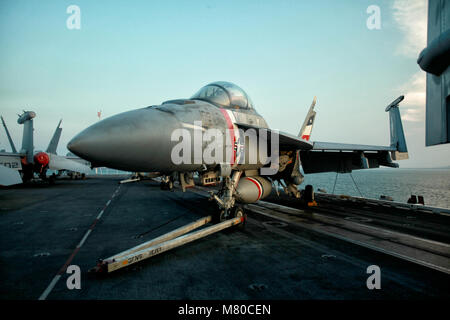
[67,123,109,161]
[67,133,94,159]
[67,138,80,155]
[67,107,179,171]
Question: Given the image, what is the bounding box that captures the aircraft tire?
[304,184,314,203]
[212,208,227,224]
[232,205,246,229]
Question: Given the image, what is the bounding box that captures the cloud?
[398,71,426,122]
[392,0,428,58]
[392,0,427,123]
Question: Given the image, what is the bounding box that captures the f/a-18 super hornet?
[68,81,408,219]
[0,111,91,186]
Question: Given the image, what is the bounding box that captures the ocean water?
[83,167,450,209]
[299,168,450,209]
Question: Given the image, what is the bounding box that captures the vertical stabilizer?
[1,116,17,153]
[46,119,63,154]
[385,96,408,160]
[298,96,317,141]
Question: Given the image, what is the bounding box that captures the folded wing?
[237,96,408,175]
[0,152,23,186]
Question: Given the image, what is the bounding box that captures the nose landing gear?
[160,175,174,191]
[210,171,246,228]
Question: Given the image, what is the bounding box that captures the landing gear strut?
[301,184,317,207]
[210,171,246,227]
[160,175,174,191]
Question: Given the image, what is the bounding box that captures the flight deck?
[0,176,449,300]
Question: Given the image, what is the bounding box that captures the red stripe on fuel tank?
[220,108,235,165]
[246,177,262,200]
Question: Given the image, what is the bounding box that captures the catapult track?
[189,187,450,275]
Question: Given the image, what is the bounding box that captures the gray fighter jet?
[0,111,91,186]
[68,81,408,219]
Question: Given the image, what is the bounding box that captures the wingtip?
[311,96,317,108]
[385,95,405,112]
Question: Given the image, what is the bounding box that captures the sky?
[0,0,449,168]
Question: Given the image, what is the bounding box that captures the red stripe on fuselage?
[246,177,262,200]
[220,108,235,165]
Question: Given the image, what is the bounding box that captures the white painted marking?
[38,186,119,300]
[181,122,206,131]
[97,210,104,219]
[77,229,92,248]
[226,109,243,165]
[38,275,62,300]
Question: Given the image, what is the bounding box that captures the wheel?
[212,208,228,224]
[304,184,314,203]
[48,175,56,185]
[232,206,246,229]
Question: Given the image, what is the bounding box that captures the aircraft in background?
[0,111,91,186]
[68,81,408,220]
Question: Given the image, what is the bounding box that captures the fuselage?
[68,82,270,173]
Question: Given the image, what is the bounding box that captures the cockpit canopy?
[191,81,254,109]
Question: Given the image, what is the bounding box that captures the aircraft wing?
[300,143,400,174]
[312,141,395,151]
[48,154,91,174]
[0,152,23,170]
[299,96,409,174]
[0,165,22,186]
[235,123,314,151]
[0,153,23,186]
